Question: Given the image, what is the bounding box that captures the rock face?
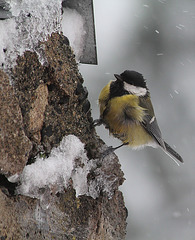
[0,33,127,239]
[0,70,32,176]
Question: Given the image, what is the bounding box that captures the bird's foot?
[92,118,103,127]
[101,142,129,159]
[101,146,115,159]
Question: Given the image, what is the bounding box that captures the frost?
[61,7,86,62]
[88,166,117,199]
[88,145,122,199]
[35,204,48,229]
[0,0,62,70]
[17,135,94,201]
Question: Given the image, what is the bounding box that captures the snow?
[0,0,87,71]
[0,0,62,71]
[17,135,94,200]
[14,135,118,206]
[61,7,86,62]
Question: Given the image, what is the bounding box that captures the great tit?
[95,70,183,163]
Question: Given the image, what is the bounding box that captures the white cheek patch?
[124,82,147,96]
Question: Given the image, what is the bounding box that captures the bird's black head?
[114,70,147,89]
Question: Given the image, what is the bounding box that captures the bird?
[94,70,183,164]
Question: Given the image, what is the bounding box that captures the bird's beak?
[114,74,123,81]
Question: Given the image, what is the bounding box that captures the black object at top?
[115,70,147,89]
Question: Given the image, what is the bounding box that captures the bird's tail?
[162,141,183,164]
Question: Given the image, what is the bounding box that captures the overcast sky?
[79,0,195,239]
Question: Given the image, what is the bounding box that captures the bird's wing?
[141,114,165,148]
[139,96,184,163]
[139,96,166,148]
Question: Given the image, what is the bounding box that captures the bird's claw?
[101,146,115,159]
[92,119,103,127]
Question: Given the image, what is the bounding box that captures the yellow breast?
[100,94,154,148]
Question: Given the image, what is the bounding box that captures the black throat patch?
[109,80,129,99]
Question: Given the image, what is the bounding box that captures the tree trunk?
[0,32,127,240]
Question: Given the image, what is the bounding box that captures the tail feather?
[163,141,183,163]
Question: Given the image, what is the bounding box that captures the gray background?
[80,0,195,239]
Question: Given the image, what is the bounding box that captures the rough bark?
[0,32,127,240]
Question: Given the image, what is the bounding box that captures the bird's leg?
[102,142,129,158]
[112,142,129,151]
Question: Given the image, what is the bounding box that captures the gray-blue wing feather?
[141,115,165,149]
